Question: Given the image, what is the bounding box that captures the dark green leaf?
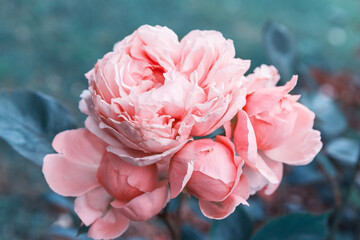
[263,22,297,82]
[286,162,323,185]
[251,212,330,240]
[210,207,252,240]
[300,92,347,138]
[0,89,77,166]
[326,137,360,166]
[76,224,90,237]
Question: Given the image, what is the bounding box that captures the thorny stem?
[158,204,180,240]
[328,154,360,240]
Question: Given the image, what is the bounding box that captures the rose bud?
[169,136,249,219]
[233,65,322,195]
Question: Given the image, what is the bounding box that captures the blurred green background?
[0,0,359,239]
[1,0,359,121]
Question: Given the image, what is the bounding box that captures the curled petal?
[42,129,106,197]
[107,139,189,167]
[255,152,282,184]
[244,76,297,117]
[112,181,170,221]
[243,161,283,195]
[96,152,157,202]
[74,187,112,226]
[264,103,322,165]
[88,208,129,240]
[246,64,280,93]
[199,175,249,220]
[234,110,258,167]
[187,171,233,202]
[114,25,181,68]
[169,139,216,198]
[43,154,99,197]
[52,128,107,166]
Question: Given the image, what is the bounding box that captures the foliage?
[0,89,77,166]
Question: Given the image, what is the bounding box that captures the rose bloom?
[43,129,169,239]
[232,65,323,194]
[43,25,251,239]
[169,136,249,219]
[80,25,249,168]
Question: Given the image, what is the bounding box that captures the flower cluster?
[43,25,322,239]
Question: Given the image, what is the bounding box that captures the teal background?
[0,1,359,239]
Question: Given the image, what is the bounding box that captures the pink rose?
[233,65,323,194]
[43,129,169,239]
[80,25,249,167]
[169,136,249,219]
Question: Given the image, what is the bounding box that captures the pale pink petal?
[223,121,233,139]
[98,152,158,193]
[246,64,280,93]
[255,151,282,184]
[199,175,249,220]
[193,137,237,185]
[243,161,283,195]
[234,110,258,166]
[187,171,232,202]
[203,88,247,135]
[74,187,112,226]
[250,99,297,150]
[107,139,189,167]
[112,181,170,221]
[191,96,229,136]
[244,76,298,117]
[88,208,129,240]
[43,154,99,197]
[180,30,235,85]
[96,153,145,202]
[84,117,122,148]
[114,25,180,68]
[169,139,215,198]
[264,103,323,165]
[138,25,181,67]
[52,128,107,166]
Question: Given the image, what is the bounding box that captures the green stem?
[316,157,342,207]
[328,154,360,239]
[158,205,180,240]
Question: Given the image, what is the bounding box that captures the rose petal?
[244,76,298,117]
[199,175,249,220]
[96,153,151,202]
[246,64,280,93]
[243,161,283,195]
[264,103,323,165]
[193,136,237,185]
[234,110,258,166]
[107,139,189,167]
[43,154,99,197]
[112,181,170,221]
[74,187,112,226]
[169,139,215,198]
[254,151,282,184]
[88,208,129,240]
[187,171,232,202]
[52,128,107,166]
